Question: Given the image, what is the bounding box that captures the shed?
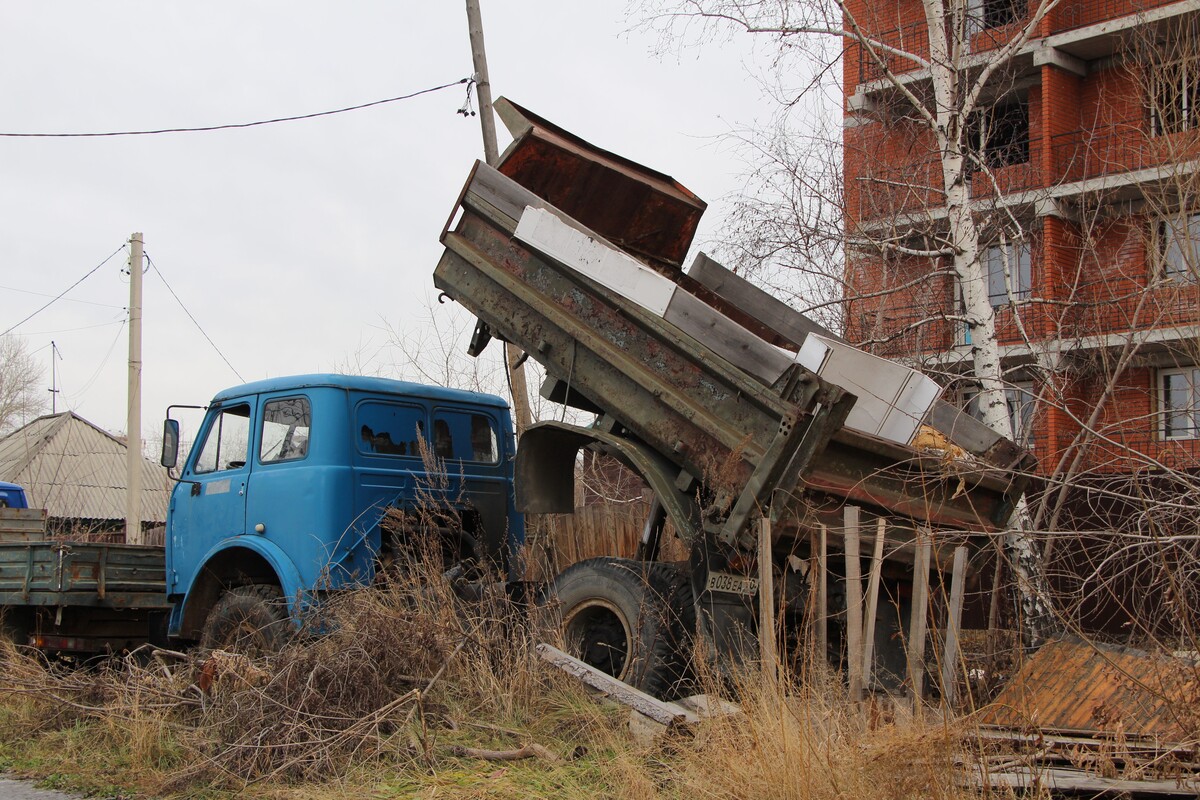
[0,412,171,539]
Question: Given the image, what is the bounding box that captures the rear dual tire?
[545,557,693,699]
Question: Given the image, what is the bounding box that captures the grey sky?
[1,2,770,443]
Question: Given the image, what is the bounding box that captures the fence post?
[908,529,931,712]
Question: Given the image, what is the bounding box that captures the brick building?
[842,0,1200,536]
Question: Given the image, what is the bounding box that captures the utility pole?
[48,341,60,413]
[125,233,144,545]
[465,0,533,435]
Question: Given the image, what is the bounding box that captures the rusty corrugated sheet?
[980,638,1200,743]
[493,97,706,272]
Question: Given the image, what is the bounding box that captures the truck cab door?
[167,401,254,598]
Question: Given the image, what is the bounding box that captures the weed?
[1,562,1004,800]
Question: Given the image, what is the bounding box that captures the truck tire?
[200,584,288,656]
[544,557,691,699]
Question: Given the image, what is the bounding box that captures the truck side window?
[260,397,312,463]
[357,401,425,458]
[432,410,499,464]
[194,404,251,474]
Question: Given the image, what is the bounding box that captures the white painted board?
[794,333,938,445]
[514,206,677,316]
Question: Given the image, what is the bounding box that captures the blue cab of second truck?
[163,374,523,640]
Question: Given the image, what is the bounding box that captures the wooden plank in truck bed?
[0,508,48,542]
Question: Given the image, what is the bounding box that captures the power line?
[68,318,127,400]
[146,254,244,383]
[1,244,127,337]
[0,283,126,309]
[0,78,470,138]
[18,317,126,337]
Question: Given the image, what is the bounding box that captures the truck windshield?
[194,404,251,473]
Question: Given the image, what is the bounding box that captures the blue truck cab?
[0,482,28,509]
[160,374,522,644]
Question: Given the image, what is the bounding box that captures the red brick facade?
[842,0,1200,492]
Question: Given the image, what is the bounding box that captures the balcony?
[847,266,1199,367]
[1050,115,1200,186]
[1054,0,1189,33]
[853,0,1196,90]
[856,16,1032,85]
[849,137,1044,223]
[852,119,1200,226]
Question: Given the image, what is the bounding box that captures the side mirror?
[161,419,180,469]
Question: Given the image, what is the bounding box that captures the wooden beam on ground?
[861,517,886,692]
[971,765,1200,796]
[908,529,931,710]
[758,515,777,683]
[535,643,700,727]
[843,506,863,701]
[941,546,968,710]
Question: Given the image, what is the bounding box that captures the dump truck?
[4,102,1030,699]
[431,99,1033,695]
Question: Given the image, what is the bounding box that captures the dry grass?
[0,565,998,800]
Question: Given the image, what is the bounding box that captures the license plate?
[705,571,760,596]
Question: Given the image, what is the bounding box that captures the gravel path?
[0,777,83,800]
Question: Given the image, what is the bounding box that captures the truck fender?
[516,421,703,545]
[170,537,306,640]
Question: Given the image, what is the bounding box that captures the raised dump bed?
[435,159,1027,546]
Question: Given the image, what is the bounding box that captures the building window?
[967,99,1030,169]
[967,0,1027,30]
[983,240,1032,306]
[963,382,1036,446]
[1160,367,1200,440]
[1158,212,1200,280]
[1150,55,1200,136]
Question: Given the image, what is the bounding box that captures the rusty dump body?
[433,100,1030,550]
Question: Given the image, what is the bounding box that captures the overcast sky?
[1,2,779,445]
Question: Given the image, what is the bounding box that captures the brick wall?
[843,0,1199,482]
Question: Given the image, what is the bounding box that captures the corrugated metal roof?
[0,412,171,525]
[979,638,1199,743]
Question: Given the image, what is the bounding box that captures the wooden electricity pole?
[465,0,532,435]
[125,233,144,545]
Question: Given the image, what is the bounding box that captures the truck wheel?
[200,584,288,656]
[545,557,690,699]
